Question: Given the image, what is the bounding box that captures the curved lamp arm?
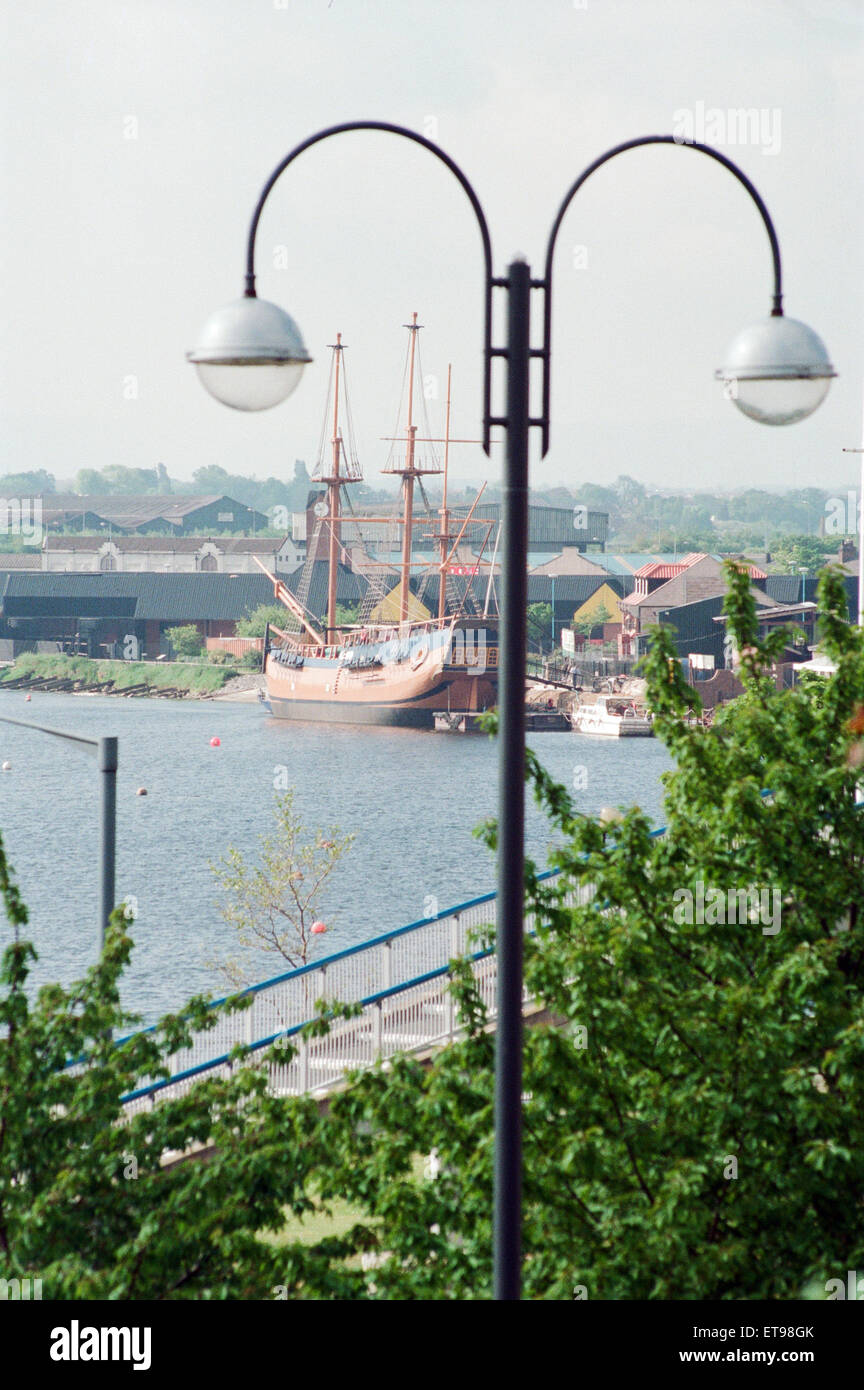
[243,120,496,453]
[540,135,785,454]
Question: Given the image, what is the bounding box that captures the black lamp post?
[188,123,835,1300]
[0,716,117,951]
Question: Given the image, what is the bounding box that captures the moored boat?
[570,694,653,738]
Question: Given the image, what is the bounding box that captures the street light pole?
[98,736,118,950]
[189,124,835,1300]
[0,716,117,951]
[494,257,531,1298]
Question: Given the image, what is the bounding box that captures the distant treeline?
[0,462,395,516]
[0,467,857,556]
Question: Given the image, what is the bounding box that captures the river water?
[0,690,672,1025]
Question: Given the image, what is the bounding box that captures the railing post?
[382,939,392,991]
[450,911,461,960]
[374,999,383,1057]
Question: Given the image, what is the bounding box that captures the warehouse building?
[0,572,276,660]
[40,494,269,536]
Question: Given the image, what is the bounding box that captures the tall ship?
[257,316,499,727]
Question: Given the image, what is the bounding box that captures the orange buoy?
[136,787,148,796]
[25,694,31,702]
[311,921,327,935]
[210,737,221,747]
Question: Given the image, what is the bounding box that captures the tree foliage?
[72,464,171,496]
[526,602,553,649]
[768,535,841,575]
[235,604,293,639]
[0,864,348,1298]
[165,624,204,659]
[266,560,864,1298]
[573,600,612,637]
[0,470,56,496]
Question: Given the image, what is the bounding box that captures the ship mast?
[439,365,452,621]
[381,323,486,624]
[310,333,362,641]
[398,314,421,624]
[326,333,343,640]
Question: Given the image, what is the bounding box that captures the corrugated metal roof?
[0,572,275,621]
[46,494,220,523]
[764,573,857,621]
[42,494,267,531]
[449,502,608,546]
[764,575,815,605]
[0,553,42,569]
[526,575,625,603]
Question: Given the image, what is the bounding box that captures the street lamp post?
[0,716,117,951]
[188,124,835,1300]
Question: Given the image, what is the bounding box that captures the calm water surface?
[0,690,672,1024]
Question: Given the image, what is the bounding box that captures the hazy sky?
[1,0,861,497]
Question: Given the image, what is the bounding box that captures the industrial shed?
[0,572,276,659]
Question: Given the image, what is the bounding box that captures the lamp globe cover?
[188,297,312,411]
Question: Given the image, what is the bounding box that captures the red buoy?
[311,921,327,935]
[25,694,31,702]
[210,736,221,747]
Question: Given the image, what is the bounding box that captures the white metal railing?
[106,788,803,1111]
[93,812,676,1112]
[118,873,601,1114]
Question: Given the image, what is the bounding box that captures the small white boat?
[570,694,653,738]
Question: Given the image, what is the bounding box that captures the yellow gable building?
[571,582,623,628]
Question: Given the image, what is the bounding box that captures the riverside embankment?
[0,651,258,699]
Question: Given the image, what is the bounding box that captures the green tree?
[0,470,55,495]
[209,790,355,985]
[269,561,864,1298]
[527,602,553,650]
[235,604,293,638]
[72,468,105,495]
[769,535,840,574]
[165,624,204,658]
[573,601,612,637]
[0,849,350,1299]
[72,465,166,495]
[334,602,360,627]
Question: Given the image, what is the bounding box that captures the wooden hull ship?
[259,317,499,728]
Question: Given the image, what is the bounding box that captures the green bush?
[236,605,291,639]
[165,624,204,659]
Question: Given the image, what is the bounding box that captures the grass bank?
[0,651,239,696]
